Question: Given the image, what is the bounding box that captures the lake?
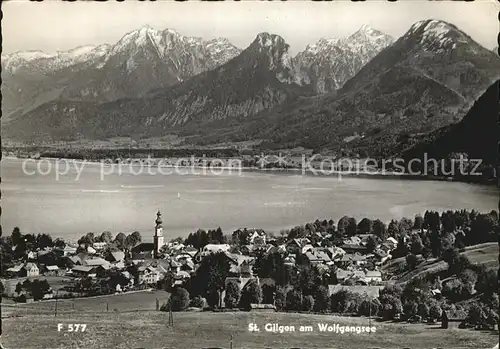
[2,158,498,242]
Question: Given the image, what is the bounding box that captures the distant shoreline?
[3,155,496,185]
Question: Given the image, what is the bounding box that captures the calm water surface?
[2,158,498,242]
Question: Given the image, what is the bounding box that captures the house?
[71,265,95,277]
[225,253,255,277]
[6,264,25,277]
[286,238,310,255]
[337,254,354,268]
[325,247,345,261]
[335,269,351,283]
[180,260,195,273]
[87,246,97,254]
[92,242,108,251]
[340,244,368,254]
[248,229,267,245]
[342,236,362,246]
[441,309,467,329]
[131,243,155,260]
[283,254,296,266]
[194,244,231,262]
[24,263,39,277]
[384,237,398,248]
[364,270,382,284]
[108,251,125,263]
[84,257,111,269]
[301,244,315,254]
[43,265,60,276]
[303,250,332,266]
[138,266,162,285]
[63,245,77,256]
[170,259,182,274]
[203,244,231,254]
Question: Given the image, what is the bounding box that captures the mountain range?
[3,20,500,157]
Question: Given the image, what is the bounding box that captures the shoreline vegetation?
[2,149,497,185]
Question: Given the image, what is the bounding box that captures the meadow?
[2,302,498,349]
[382,242,499,284]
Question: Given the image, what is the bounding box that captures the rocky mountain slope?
[3,20,500,152]
[294,25,393,93]
[1,26,241,118]
[236,20,500,151]
[401,80,499,167]
[4,33,311,142]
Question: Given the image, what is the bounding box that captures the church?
[130,211,165,260]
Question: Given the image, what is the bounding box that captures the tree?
[15,282,23,294]
[358,299,380,317]
[125,232,141,249]
[337,216,350,235]
[398,217,413,235]
[31,279,51,301]
[405,254,418,270]
[191,252,230,308]
[302,295,315,312]
[346,218,358,237]
[313,285,330,313]
[224,281,240,309]
[100,231,113,243]
[403,301,419,320]
[429,303,442,320]
[11,227,22,246]
[190,296,207,309]
[458,269,477,295]
[410,234,423,255]
[169,287,190,311]
[357,218,373,234]
[286,289,302,311]
[239,280,262,310]
[475,269,498,297]
[467,302,486,325]
[387,220,400,238]
[261,284,275,304]
[114,233,127,249]
[365,236,378,253]
[372,219,387,240]
[413,215,424,230]
[36,234,53,249]
[275,286,286,311]
[418,303,430,319]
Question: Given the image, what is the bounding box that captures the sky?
[2,0,498,55]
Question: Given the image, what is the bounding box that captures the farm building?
[441,309,467,329]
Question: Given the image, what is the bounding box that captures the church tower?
[153,210,164,259]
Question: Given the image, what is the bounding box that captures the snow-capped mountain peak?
[404,19,469,52]
[294,25,393,93]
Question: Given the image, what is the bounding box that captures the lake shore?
[4,155,496,185]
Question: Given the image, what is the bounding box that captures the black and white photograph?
[0,1,499,348]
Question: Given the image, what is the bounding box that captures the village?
[1,210,498,333]
[1,211,391,301]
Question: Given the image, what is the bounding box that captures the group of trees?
[77,231,142,252]
[184,228,225,249]
[15,279,51,301]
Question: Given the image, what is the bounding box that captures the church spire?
[155,210,163,226]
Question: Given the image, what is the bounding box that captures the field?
[1,289,171,316]
[2,308,498,349]
[383,242,499,284]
